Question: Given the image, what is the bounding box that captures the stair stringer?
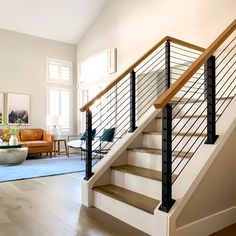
[153,97,236,236]
[81,105,162,208]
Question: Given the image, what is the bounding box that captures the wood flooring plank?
[0,173,147,236]
[210,223,236,236]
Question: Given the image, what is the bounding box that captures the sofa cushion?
[20,140,50,148]
[20,129,43,142]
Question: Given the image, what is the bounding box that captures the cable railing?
[80,36,204,180]
[155,19,236,213]
[171,35,236,186]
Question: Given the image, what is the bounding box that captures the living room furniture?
[67,129,96,158]
[19,129,54,157]
[0,145,28,165]
[67,128,115,159]
[53,138,68,157]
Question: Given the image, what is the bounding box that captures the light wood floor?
[210,223,236,236]
[0,172,148,236]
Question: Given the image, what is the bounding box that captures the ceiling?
[0,0,109,44]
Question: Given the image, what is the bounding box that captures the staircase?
[80,20,236,236]
[91,96,231,234]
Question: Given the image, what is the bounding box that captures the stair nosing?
[93,184,160,214]
[111,165,176,182]
[127,147,193,158]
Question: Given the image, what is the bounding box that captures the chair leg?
[50,152,52,158]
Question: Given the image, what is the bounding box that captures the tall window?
[46,58,73,135]
[77,49,117,134]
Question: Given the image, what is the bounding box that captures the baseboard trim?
[175,206,236,236]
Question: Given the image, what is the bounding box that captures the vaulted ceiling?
[0,0,109,44]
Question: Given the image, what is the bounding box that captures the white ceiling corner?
[0,0,109,44]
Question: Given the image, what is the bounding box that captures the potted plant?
[1,118,23,145]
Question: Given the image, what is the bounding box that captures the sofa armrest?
[43,132,54,143]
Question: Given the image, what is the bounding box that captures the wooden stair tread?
[93,184,159,214]
[127,147,193,158]
[142,131,206,136]
[111,165,176,182]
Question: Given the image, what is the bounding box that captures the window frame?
[46,86,73,135]
[46,57,73,85]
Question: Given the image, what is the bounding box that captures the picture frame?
[0,92,3,125]
[7,93,30,125]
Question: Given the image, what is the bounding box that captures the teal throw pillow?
[101,128,115,142]
[80,128,96,140]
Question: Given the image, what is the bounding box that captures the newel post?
[165,40,171,89]
[159,103,175,212]
[205,55,219,144]
[84,108,94,180]
[129,70,137,132]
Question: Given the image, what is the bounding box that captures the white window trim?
[46,57,73,85]
[46,86,73,135]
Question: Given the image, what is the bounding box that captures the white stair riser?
[94,191,154,235]
[156,116,208,133]
[143,133,205,152]
[111,169,162,199]
[128,151,162,171]
[128,150,189,175]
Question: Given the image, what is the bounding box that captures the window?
[46,87,72,134]
[78,48,116,85]
[47,58,72,84]
[77,49,117,134]
[46,58,73,135]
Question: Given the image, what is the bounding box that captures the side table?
[53,138,68,157]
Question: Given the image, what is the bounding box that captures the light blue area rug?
[0,155,93,182]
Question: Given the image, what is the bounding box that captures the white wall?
[77,0,236,79]
[0,29,77,131]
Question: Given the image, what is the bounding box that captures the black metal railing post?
[159,103,175,212]
[84,109,94,180]
[205,55,219,144]
[165,40,171,89]
[129,70,137,132]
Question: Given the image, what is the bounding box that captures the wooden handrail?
[154,19,236,109]
[80,36,205,112]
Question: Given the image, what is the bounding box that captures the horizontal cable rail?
[154,19,236,109]
[172,35,236,181]
[80,37,204,180]
[80,36,205,112]
[157,20,236,212]
[88,41,203,162]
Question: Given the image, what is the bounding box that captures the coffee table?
[0,145,28,165]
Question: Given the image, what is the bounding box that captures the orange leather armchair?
[19,129,54,157]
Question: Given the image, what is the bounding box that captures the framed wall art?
[7,93,30,125]
[0,92,3,125]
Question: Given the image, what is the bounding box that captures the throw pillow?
[101,128,115,142]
